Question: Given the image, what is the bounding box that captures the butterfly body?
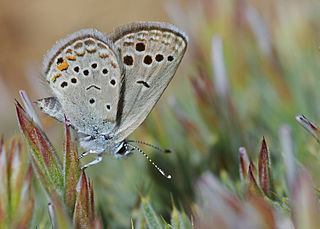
[36,22,187,167]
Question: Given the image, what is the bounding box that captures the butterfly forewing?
[43,28,123,135]
[108,22,188,142]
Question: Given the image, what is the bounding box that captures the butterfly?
[35,22,188,178]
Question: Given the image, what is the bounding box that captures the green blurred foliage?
[6,0,320,228]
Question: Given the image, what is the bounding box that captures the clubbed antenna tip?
[127,143,172,179]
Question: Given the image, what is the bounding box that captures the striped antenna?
[126,143,172,179]
[126,140,171,153]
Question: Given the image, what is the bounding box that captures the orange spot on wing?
[75,51,85,56]
[57,59,69,71]
[52,73,62,83]
[66,55,76,60]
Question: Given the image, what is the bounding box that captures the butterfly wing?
[42,28,123,136]
[107,22,188,143]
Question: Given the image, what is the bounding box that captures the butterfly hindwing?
[108,22,188,142]
[43,28,123,135]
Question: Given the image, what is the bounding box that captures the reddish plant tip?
[258,137,272,196]
[307,120,318,131]
[64,114,72,127]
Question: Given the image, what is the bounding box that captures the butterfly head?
[77,132,132,158]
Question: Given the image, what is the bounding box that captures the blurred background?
[2,0,320,228]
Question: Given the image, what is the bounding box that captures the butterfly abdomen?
[35,97,65,122]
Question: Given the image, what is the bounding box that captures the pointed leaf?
[134,202,145,229]
[74,171,91,229]
[239,147,249,182]
[296,114,320,143]
[248,162,262,196]
[64,121,81,214]
[258,137,273,197]
[16,102,63,196]
[171,205,181,229]
[141,197,162,229]
[171,204,192,229]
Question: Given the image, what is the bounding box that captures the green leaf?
[16,102,64,196]
[141,197,162,229]
[0,138,34,228]
[63,122,81,214]
[134,202,145,229]
[171,205,180,229]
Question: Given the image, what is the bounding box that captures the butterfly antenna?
[126,140,171,153]
[126,143,172,179]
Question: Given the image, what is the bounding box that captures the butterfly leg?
[77,151,90,161]
[81,154,103,170]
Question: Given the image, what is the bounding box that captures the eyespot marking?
[102,68,108,74]
[61,81,68,88]
[110,79,116,86]
[89,98,95,104]
[71,78,77,84]
[136,42,145,52]
[155,54,164,62]
[167,56,174,62]
[74,66,80,73]
[83,69,89,76]
[105,104,111,110]
[143,55,152,65]
[136,80,150,88]
[91,63,97,69]
[124,55,133,66]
